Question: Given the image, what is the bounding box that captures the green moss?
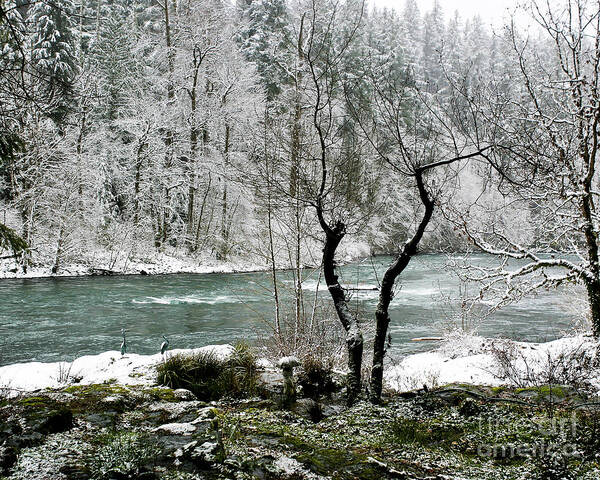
[18,396,54,408]
[515,384,568,400]
[63,384,129,395]
[141,387,178,402]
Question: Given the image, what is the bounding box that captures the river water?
[0,254,579,366]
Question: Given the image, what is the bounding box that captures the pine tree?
[30,0,77,122]
[237,0,291,100]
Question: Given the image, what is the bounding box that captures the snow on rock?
[272,455,327,480]
[0,344,234,397]
[386,334,600,392]
[153,422,197,435]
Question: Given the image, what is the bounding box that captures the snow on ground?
[3,333,597,399]
[0,344,234,398]
[0,253,268,279]
[386,333,600,392]
[0,236,372,280]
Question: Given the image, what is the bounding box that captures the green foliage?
[156,342,260,401]
[0,222,28,256]
[86,430,160,480]
[390,416,465,446]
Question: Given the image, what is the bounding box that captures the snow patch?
[386,334,600,392]
[0,344,234,397]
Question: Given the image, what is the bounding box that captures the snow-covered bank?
[387,333,600,393]
[0,345,234,397]
[0,253,268,279]
[3,334,599,399]
[0,239,373,279]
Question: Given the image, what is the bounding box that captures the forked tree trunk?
[370,171,434,404]
[322,220,363,405]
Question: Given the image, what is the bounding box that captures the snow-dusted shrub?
[86,430,160,479]
[157,342,260,400]
[297,355,336,400]
[490,338,600,394]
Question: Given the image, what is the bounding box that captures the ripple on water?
[132,294,252,305]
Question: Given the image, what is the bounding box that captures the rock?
[294,398,324,422]
[458,397,480,417]
[0,445,17,475]
[192,406,219,422]
[191,441,224,465]
[173,388,196,401]
[174,440,198,460]
[58,462,90,480]
[32,407,73,435]
[0,420,22,444]
[145,400,204,423]
[272,455,321,479]
[153,422,196,435]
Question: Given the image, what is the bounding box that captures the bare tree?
[301,0,368,404]
[347,47,493,403]
[450,0,600,338]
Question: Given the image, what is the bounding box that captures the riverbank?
[0,253,270,280]
[2,334,598,397]
[0,240,373,280]
[2,335,600,479]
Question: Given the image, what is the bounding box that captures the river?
[0,254,579,366]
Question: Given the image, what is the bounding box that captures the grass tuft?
[156,342,260,401]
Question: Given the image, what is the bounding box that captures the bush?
[87,431,160,479]
[297,355,336,399]
[156,343,260,401]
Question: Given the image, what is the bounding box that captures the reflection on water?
[0,254,579,365]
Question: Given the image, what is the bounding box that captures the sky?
[372,0,520,26]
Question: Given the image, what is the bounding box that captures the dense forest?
[0,0,510,273]
[4,0,600,388]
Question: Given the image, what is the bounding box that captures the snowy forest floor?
[2,350,600,479]
[1,335,600,478]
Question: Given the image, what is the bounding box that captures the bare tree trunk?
[159,0,175,249]
[218,124,230,260]
[133,140,145,228]
[265,158,281,342]
[194,174,211,252]
[370,171,433,403]
[320,219,363,405]
[52,225,65,274]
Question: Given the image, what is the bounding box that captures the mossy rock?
[514,384,573,403]
[15,395,73,435]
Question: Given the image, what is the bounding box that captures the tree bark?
[370,170,434,403]
[321,219,363,405]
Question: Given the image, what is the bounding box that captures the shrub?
[87,431,160,480]
[156,343,260,401]
[297,355,335,399]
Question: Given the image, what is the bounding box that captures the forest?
[4,0,600,478]
[0,0,537,268]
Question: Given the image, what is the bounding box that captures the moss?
[141,386,178,402]
[18,396,54,408]
[515,384,569,400]
[63,384,129,395]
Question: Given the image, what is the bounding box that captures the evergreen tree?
[30,0,77,122]
[237,0,291,100]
